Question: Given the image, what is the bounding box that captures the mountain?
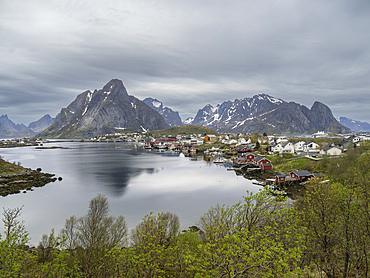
[338,117,370,132]
[28,114,55,133]
[183,117,194,125]
[0,115,36,138]
[143,98,183,127]
[190,94,349,134]
[38,79,169,138]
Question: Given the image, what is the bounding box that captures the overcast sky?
[1,0,369,125]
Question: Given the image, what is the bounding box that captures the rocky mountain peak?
[144,98,163,110]
[38,79,169,138]
[143,97,183,127]
[28,114,55,133]
[101,79,128,98]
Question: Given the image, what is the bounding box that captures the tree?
[61,194,128,277]
[294,181,369,278]
[129,212,181,277]
[60,215,78,249]
[255,140,260,150]
[2,206,28,245]
[190,189,304,277]
[0,206,35,277]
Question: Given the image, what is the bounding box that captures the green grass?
[150,125,218,137]
[0,158,26,175]
[267,155,322,173]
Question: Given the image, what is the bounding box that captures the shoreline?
[0,158,60,197]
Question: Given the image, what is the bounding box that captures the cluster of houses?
[262,134,363,157]
[93,131,366,159]
[233,152,273,171]
[0,138,43,147]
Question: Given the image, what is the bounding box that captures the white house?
[223,139,238,145]
[320,146,342,156]
[353,136,362,144]
[267,135,275,143]
[281,142,295,154]
[190,138,204,145]
[293,141,306,153]
[312,131,327,138]
[276,136,288,144]
[238,137,251,145]
[271,142,284,153]
[303,142,321,153]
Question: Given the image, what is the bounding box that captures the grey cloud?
[0,0,370,125]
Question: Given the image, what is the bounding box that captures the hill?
[151,125,218,137]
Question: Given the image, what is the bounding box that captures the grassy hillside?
[150,125,218,137]
[0,157,26,175]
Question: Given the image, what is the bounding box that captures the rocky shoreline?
[0,169,60,197]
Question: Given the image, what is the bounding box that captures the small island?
[0,157,58,197]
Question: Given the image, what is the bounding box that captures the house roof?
[290,170,313,177]
[253,156,265,162]
[275,172,289,178]
[322,145,332,151]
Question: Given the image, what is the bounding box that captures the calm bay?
[0,141,259,245]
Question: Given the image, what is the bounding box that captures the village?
[2,129,369,191]
[80,129,369,189]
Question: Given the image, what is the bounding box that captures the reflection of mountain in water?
[73,145,160,196]
[95,167,157,196]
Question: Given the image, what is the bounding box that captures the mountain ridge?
[38,79,169,138]
[1,80,359,138]
[187,94,349,134]
[143,97,183,127]
[338,117,370,132]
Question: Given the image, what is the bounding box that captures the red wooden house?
[290,170,314,181]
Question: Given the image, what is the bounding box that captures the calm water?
[0,142,259,245]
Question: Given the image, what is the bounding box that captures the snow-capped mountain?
[191,94,349,134]
[143,97,183,127]
[183,117,194,125]
[338,117,370,132]
[38,79,169,138]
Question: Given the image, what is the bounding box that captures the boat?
[214,157,225,164]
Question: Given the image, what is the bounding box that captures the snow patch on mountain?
[143,97,183,127]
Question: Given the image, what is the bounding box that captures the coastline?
[0,158,59,197]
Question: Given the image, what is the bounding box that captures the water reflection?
[0,142,258,245]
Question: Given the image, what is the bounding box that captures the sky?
[1,0,370,125]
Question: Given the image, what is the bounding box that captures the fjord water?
[1,142,258,245]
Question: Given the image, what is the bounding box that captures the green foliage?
[128,212,182,277]
[2,156,370,278]
[63,194,128,277]
[190,190,304,277]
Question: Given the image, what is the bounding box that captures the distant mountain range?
[0,114,55,138]
[186,94,349,134]
[2,78,369,138]
[337,117,370,132]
